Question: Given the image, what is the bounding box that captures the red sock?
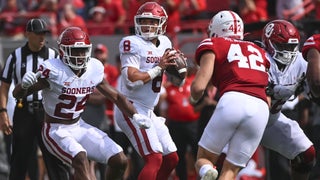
[156,152,179,180]
[138,153,162,180]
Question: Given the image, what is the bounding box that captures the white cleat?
[201,168,218,180]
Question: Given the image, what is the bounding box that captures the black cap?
[26,18,50,33]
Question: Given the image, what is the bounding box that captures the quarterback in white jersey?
[114,2,179,180]
[12,27,152,180]
[118,35,171,108]
[260,20,315,180]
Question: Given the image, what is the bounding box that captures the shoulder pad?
[119,36,141,55]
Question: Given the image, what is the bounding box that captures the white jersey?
[261,52,313,159]
[119,35,172,109]
[39,58,104,120]
[268,52,308,121]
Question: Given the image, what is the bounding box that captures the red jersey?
[87,19,115,35]
[104,64,119,88]
[58,16,88,34]
[0,9,24,36]
[302,34,320,60]
[165,75,199,122]
[159,0,182,34]
[195,37,270,102]
[98,1,126,23]
[240,0,268,23]
[104,64,120,122]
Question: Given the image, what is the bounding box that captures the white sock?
[199,164,214,177]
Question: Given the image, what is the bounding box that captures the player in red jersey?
[190,10,271,180]
[302,34,320,99]
[302,34,320,180]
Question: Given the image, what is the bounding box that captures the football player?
[114,2,179,180]
[302,34,320,179]
[12,27,152,180]
[190,10,271,180]
[302,34,320,100]
[260,20,315,180]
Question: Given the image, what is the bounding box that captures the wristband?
[21,84,28,90]
[189,96,199,104]
[0,108,7,113]
[147,66,162,80]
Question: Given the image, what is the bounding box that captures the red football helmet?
[134,2,168,40]
[57,27,92,70]
[262,20,300,66]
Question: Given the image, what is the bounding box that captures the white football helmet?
[134,2,168,40]
[207,10,244,40]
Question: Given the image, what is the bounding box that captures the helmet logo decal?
[265,23,274,38]
[74,42,86,46]
[288,38,299,43]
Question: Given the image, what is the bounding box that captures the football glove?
[132,114,151,129]
[21,71,41,89]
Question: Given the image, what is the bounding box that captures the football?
[165,49,188,86]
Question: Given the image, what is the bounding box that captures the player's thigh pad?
[151,114,177,155]
[78,120,123,163]
[199,91,269,167]
[114,105,164,156]
[261,113,313,159]
[42,121,86,165]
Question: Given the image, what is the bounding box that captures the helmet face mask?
[269,41,299,65]
[262,20,300,66]
[57,27,92,70]
[62,46,91,69]
[134,2,168,40]
[207,10,244,40]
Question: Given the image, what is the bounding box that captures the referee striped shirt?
[0,42,58,101]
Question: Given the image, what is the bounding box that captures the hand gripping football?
[165,49,188,86]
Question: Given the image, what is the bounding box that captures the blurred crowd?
[1,0,320,39]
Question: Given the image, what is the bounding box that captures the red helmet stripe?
[228,11,238,34]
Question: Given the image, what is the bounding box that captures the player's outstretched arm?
[97,79,151,128]
[306,48,320,97]
[96,79,137,118]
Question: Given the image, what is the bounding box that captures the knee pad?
[291,146,316,173]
